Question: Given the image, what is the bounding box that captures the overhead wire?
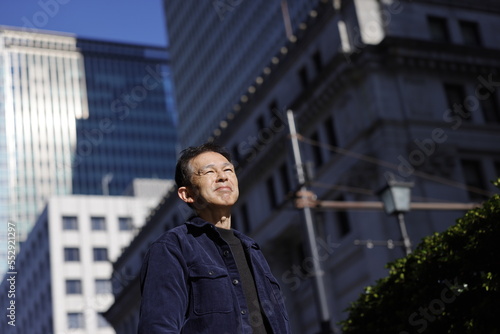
[309,181,473,204]
[295,134,495,198]
[308,181,375,196]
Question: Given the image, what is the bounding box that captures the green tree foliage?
[340,182,500,334]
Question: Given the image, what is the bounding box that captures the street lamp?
[379,180,414,256]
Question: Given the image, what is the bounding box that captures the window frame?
[65,279,82,294]
[118,217,133,231]
[67,312,85,329]
[95,279,112,294]
[459,20,482,47]
[91,216,107,231]
[427,16,450,42]
[64,247,80,262]
[62,216,78,231]
[93,247,109,262]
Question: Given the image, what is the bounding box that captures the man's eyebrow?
[199,162,233,171]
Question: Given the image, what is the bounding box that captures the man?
[138,143,291,334]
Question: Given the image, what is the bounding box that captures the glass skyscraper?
[163,0,323,147]
[0,27,86,247]
[0,26,177,273]
[72,39,177,195]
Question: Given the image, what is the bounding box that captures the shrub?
[340,180,500,334]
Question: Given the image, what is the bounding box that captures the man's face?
[183,151,239,210]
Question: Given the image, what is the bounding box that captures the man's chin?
[217,194,239,205]
[194,199,238,211]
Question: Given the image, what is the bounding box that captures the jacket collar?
[186,216,260,250]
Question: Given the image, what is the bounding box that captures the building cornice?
[293,37,500,123]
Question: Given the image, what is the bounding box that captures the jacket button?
[208,271,214,276]
[223,250,230,257]
[232,279,239,285]
[240,310,247,315]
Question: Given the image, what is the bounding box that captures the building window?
[93,247,108,261]
[269,100,284,130]
[337,209,351,237]
[461,159,487,201]
[444,83,471,121]
[296,242,308,276]
[267,177,278,210]
[255,114,273,148]
[97,313,109,328]
[118,217,133,231]
[311,132,323,167]
[257,114,266,130]
[314,211,330,241]
[479,87,500,123]
[299,66,308,88]
[240,203,250,234]
[427,16,450,42]
[95,279,112,294]
[64,248,80,262]
[279,164,291,196]
[459,20,481,46]
[91,217,106,231]
[313,50,323,73]
[65,279,82,294]
[335,196,351,236]
[495,161,500,179]
[67,312,85,329]
[62,216,78,230]
[444,83,465,106]
[324,116,338,150]
[269,100,278,114]
[232,144,241,164]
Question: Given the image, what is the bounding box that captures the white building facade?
[0,179,171,334]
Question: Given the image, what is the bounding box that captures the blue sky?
[0,0,167,47]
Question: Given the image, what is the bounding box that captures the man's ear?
[178,186,195,204]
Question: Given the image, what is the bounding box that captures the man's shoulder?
[151,218,210,243]
[151,223,189,244]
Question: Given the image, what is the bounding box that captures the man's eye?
[225,169,234,173]
[205,170,215,174]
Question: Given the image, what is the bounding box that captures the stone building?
[106,1,500,333]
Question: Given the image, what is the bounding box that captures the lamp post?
[379,181,414,256]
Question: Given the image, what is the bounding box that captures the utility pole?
[287,110,334,334]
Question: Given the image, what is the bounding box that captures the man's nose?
[216,170,229,181]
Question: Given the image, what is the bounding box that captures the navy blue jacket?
[138,216,291,334]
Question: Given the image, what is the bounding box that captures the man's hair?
[175,142,232,188]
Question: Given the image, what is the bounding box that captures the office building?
[0,26,177,275]
[0,179,172,334]
[0,26,86,266]
[107,1,500,333]
[72,38,177,196]
[163,0,320,147]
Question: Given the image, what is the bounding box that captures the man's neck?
[198,209,232,229]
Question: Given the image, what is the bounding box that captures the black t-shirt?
[217,227,272,334]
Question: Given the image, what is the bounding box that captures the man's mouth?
[215,186,231,191]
